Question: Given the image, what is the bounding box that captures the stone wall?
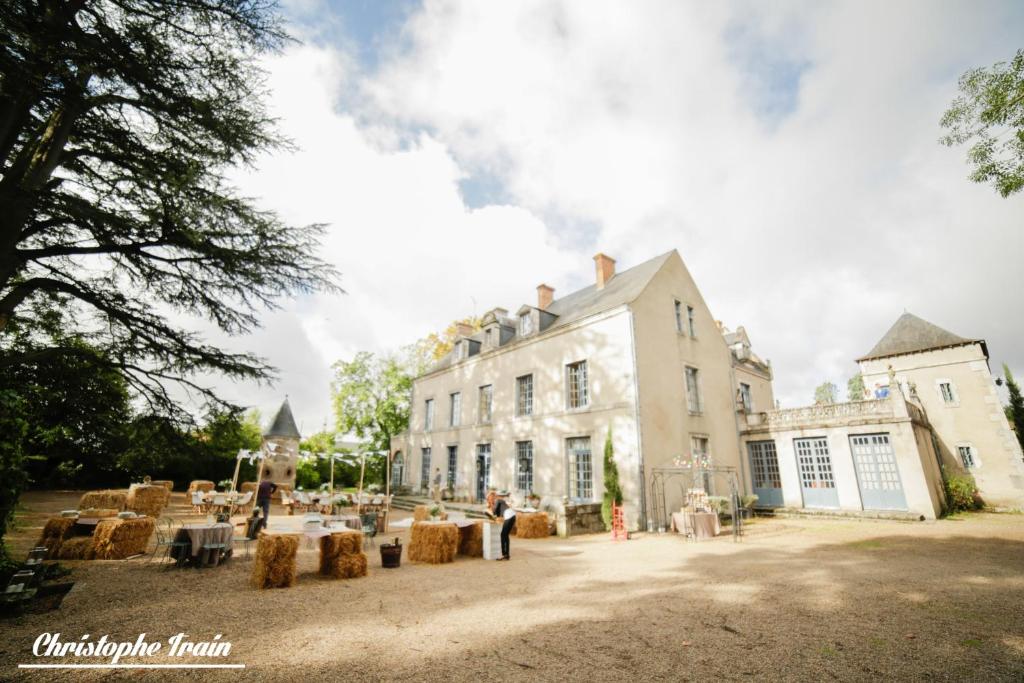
[556,503,605,537]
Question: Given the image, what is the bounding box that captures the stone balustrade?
[765,399,894,427]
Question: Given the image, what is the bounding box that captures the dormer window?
[454,341,466,361]
[519,313,534,336]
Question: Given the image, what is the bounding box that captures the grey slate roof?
[265,399,301,438]
[423,251,675,375]
[857,312,981,362]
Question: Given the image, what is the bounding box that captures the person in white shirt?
[490,490,515,560]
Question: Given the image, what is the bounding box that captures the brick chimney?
[537,284,555,310]
[455,322,474,338]
[593,253,616,289]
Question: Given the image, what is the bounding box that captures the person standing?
[433,468,443,502]
[256,478,277,524]
[491,490,515,561]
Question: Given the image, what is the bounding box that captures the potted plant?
[428,504,442,521]
[526,491,541,508]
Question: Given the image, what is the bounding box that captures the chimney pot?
[537,284,555,310]
[593,253,616,289]
[455,322,474,338]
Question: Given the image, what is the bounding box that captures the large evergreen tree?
[0,1,339,414]
[601,427,622,530]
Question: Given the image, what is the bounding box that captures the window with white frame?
[478,384,493,423]
[674,299,683,332]
[566,360,589,409]
[449,392,461,427]
[420,447,431,490]
[566,437,593,501]
[685,366,703,414]
[446,445,458,489]
[454,341,465,361]
[939,381,957,405]
[957,444,978,468]
[519,313,534,336]
[424,399,434,431]
[739,382,752,412]
[687,305,697,338]
[516,441,534,493]
[516,374,534,416]
[691,435,712,492]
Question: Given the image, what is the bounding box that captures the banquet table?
[171,522,235,563]
[670,511,721,540]
[325,514,363,530]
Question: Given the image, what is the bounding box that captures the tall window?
[446,445,458,489]
[516,374,534,416]
[674,300,683,332]
[957,445,977,468]
[519,313,534,336]
[687,305,696,337]
[685,366,703,414]
[567,437,593,501]
[424,399,434,431]
[567,360,589,409]
[391,452,404,489]
[420,447,431,491]
[939,382,957,405]
[739,382,752,412]
[449,392,461,427]
[691,435,712,492]
[516,441,534,493]
[478,385,493,423]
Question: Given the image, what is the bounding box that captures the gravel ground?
[2,491,1023,681]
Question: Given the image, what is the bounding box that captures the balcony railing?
[765,399,893,427]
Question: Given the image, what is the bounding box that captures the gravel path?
[2,491,1023,681]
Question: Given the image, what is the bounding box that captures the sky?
[199,0,1024,434]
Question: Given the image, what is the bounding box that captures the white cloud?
[194,1,1023,430]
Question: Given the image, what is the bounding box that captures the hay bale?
[57,536,96,561]
[408,522,458,564]
[151,480,174,492]
[38,517,76,558]
[78,490,127,511]
[458,521,484,557]
[92,517,156,560]
[319,531,368,579]
[514,512,550,539]
[126,484,168,517]
[251,533,300,589]
[413,505,448,522]
[188,480,215,496]
[78,508,119,519]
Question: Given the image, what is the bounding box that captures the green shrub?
[601,427,623,530]
[295,459,321,490]
[945,473,982,512]
[741,494,759,509]
[706,496,731,515]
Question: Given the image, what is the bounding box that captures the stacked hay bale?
[126,484,169,517]
[57,536,96,560]
[78,490,127,511]
[78,508,119,519]
[413,504,448,522]
[318,530,368,579]
[92,517,156,559]
[457,521,484,557]
[408,522,458,564]
[151,480,174,492]
[38,517,77,559]
[514,512,550,539]
[188,480,215,497]
[251,533,301,589]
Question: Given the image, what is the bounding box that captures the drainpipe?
[628,308,648,530]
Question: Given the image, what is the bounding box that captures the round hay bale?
[151,480,174,492]
[408,522,458,564]
[251,533,300,589]
[126,484,169,517]
[78,490,127,511]
[38,517,77,559]
[93,517,156,560]
[457,520,484,557]
[57,536,96,560]
[78,508,119,519]
[514,512,550,539]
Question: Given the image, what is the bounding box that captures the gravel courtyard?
[2,491,1023,681]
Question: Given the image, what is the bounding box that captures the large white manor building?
[390,251,1024,530]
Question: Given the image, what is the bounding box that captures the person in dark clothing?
[491,490,515,560]
[256,479,277,524]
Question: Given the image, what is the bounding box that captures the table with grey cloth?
[171,523,234,561]
[670,511,721,540]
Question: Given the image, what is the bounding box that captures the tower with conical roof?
[261,398,301,489]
